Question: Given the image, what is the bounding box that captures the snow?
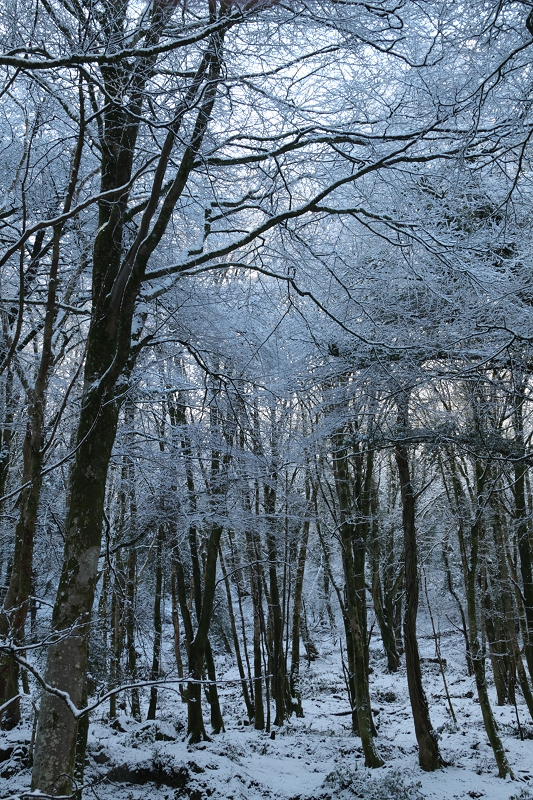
[1,628,532,800]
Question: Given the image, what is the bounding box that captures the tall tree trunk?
[205,638,224,733]
[31,24,226,790]
[187,521,224,742]
[289,481,313,717]
[492,498,533,722]
[0,369,15,507]
[442,536,473,677]
[253,401,287,728]
[125,547,141,720]
[0,108,86,727]
[32,390,121,794]
[369,484,400,673]
[395,391,442,772]
[121,401,141,720]
[220,546,254,721]
[230,530,255,713]
[147,525,164,720]
[170,545,185,696]
[512,411,533,679]
[450,453,513,779]
[265,518,286,728]
[482,565,512,706]
[331,424,383,768]
[247,528,265,729]
[109,554,124,720]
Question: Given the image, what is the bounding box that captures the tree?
[3,0,533,793]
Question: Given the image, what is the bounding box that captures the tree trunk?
[369,507,400,673]
[513,458,533,680]
[109,556,124,720]
[452,455,513,779]
[331,425,383,768]
[125,547,141,720]
[265,497,287,727]
[247,529,265,730]
[170,547,185,698]
[220,546,254,720]
[31,394,121,794]
[0,369,15,506]
[290,507,311,717]
[442,536,473,677]
[395,391,442,772]
[482,566,512,707]
[31,23,226,789]
[0,105,86,728]
[187,521,224,742]
[205,638,224,733]
[147,525,164,720]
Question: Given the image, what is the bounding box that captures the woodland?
[1,0,533,797]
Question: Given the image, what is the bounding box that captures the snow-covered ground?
[1,628,532,800]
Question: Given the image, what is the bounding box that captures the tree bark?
[246,528,265,729]
[109,553,124,720]
[147,525,164,720]
[289,482,313,717]
[395,391,442,772]
[186,521,224,741]
[369,498,400,673]
[31,20,227,789]
[0,107,85,727]
[331,424,383,768]
[451,453,513,779]
[125,547,141,720]
[220,546,254,721]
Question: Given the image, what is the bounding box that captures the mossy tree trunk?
[31,20,227,790]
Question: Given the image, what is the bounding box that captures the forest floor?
[1,626,532,800]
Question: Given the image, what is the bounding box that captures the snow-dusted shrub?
[323,766,423,799]
[375,690,398,704]
[509,788,533,800]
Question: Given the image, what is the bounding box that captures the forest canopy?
[1,0,533,795]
